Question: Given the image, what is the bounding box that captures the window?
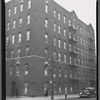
[65,69,67,78]
[77,35,79,41]
[44,82,48,91]
[81,59,83,66]
[69,32,71,39]
[81,37,82,44]
[80,27,82,33]
[13,20,16,29]
[58,39,61,48]
[16,66,19,74]
[45,48,48,57]
[7,22,10,31]
[6,36,9,45]
[54,36,56,46]
[59,67,61,77]
[8,8,11,17]
[45,33,48,43]
[54,51,56,59]
[58,52,61,61]
[17,48,21,57]
[54,10,56,18]
[14,6,17,14]
[20,3,23,12]
[78,47,80,53]
[64,54,67,62]
[69,44,71,51]
[27,15,30,24]
[26,30,30,41]
[58,25,61,34]
[58,12,61,20]
[59,85,62,93]
[78,58,80,65]
[81,49,83,55]
[45,3,49,13]
[26,46,29,56]
[69,56,72,64]
[28,0,31,9]
[44,64,48,76]
[74,58,76,65]
[64,28,66,36]
[69,19,71,26]
[19,17,22,27]
[70,70,72,78]
[24,82,28,94]
[25,64,29,75]
[54,82,57,93]
[73,21,75,29]
[11,49,14,58]
[64,41,66,49]
[18,33,21,43]
[45,18,48,28]
[54,23,56,32]
[12,34,15,44]
[63,16,66,23]
[10,66,13,75]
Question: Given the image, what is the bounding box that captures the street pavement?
[6,94,80,100]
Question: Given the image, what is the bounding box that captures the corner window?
[8,8,11,17]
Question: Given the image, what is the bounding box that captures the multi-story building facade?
[6,0,96,97]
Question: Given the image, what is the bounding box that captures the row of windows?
[6,48,95,68]
[45,3,94,36]
[7,14,30,31]
[45,19,95,47]
[9,63,95,81]
[44,66,95,80]
[6,30,30,45]
[8,0,31,17]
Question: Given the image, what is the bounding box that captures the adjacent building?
[6,0,96,97]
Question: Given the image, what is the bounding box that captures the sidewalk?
[6,94,79,100]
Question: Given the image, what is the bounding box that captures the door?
[11,81,16,96]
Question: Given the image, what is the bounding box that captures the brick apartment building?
[6,0,96,97]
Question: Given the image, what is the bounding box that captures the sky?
[5,0,96,36]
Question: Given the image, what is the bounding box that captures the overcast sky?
[5,0,96,36]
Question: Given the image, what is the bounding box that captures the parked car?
[79,87,96,98]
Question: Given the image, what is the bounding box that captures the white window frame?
[18,33,21,43]
[54,37,56,46]
[19,17,22,27]
[64,54,67,62]
[20,3,23,12]
[58,39,61,48]
[27,14,30,25]
[45,33,48,43]
[26,30,30,41]
[14,6,17,14]
[7,22,10,31]
[58,25,61,34]
[54,23,56,32]
[64,28,66,36]
[12,34,15,44]
[8,8,11,17]
[28,0,31,9]
[45,3,49,13]
[63,16,66,23]
[13,20,16,29]
[64,41,66,49]
[54,9,56,18]
[58,52,61,61]
[45,18,48,28]
[58,12,61,20]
